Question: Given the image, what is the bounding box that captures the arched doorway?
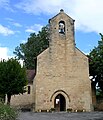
[54,94,66,111]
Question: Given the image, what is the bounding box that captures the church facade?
[33,10,93,112]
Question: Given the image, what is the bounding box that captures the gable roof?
[76,47,88,58]
[49,9,75,23]
[26,70,35,84]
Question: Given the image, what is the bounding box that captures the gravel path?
[17,112,103,120]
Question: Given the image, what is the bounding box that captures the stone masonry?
[33,10,93,112]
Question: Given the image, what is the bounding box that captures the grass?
[0,102,18,120]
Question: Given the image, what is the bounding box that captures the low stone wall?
[16,103,34,111]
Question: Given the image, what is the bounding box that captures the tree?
[13,26,49,69]
[88,33,103,92]
[0,58,27,104]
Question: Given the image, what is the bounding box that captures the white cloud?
[0,47,12,60]
[25,24,43,34]
[21,40,27,44]
[16,0,75,15]
[0,0,9,8]
[19,59,24,67]
[5,17,14,21]
[25,29,35,33]
[12,22,22,27]
[16,0,103,33]
[0,24,15,36]
[0,46,23,66]
[74,0,103,33]
[0,0,14,12]
[5,18,22,27]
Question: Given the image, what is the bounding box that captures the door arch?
[54,94,66,111]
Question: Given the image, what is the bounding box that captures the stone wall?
[33,10,92,112]
[10,84,34,110]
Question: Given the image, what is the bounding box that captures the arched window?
[59,21,65,34]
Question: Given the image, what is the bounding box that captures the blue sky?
[0,0,102,60]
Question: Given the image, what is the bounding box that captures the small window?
[59,21,65,34]
[28,86,30,94]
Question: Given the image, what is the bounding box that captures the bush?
[0,102,18,120]
[50,108,55,112]
[67,108,72,112]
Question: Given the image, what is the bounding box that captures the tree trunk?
[7,94,11,105]
[0,94,5,102]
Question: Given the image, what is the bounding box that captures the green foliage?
[0,102,17,120]
[96,89,103,99]
[88,33,103,92]
[14,26,49,69]
[0,58,27,104]
[0,94,5,103]
[50,108,55,112]
[67,108,72,112]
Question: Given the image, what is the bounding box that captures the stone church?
[33,9,93,112]
[10,10,94,112]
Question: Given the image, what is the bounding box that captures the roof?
[76,47,88,58]
[26,70,35,84]
[49,9,75,23]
